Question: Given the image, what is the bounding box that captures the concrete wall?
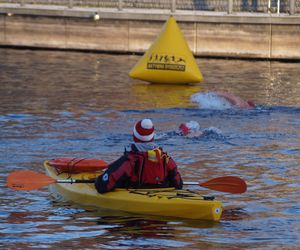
[272,24,300,58]
[0,5,300,59]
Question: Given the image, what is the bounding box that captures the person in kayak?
[95,119,183,193]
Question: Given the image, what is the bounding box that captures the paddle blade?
[7,171,56,191]
[200,176,247,194]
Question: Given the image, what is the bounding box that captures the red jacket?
[95,145,183,193]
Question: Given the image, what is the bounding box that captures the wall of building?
[0,6,299,59]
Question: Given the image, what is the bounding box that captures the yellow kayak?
[44,161,223,221]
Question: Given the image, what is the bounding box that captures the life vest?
[126,148,170,187]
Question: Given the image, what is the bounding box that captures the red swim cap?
[179,123,190,136]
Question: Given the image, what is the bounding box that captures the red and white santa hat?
[133,119,155,143]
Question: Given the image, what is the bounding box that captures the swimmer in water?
[178,121,222,138]
[191,91,256,109]
[178,121,202,137]
[214,91,255,109]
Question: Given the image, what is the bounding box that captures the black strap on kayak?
[128,189,215,200]
[67,158,86,175]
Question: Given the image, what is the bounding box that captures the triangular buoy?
[129,16,203,84]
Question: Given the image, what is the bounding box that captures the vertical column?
[68,0,73,9]
[289,0,295,15]
[228,0,233,14]
[171,0,176,13]
[118,0,123,11]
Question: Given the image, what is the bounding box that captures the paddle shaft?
[183,181,198,185]
[57,180,198,185]
[55,180,245,194]
[56,180,200,185]
[49,179,247,194]
[7,170,247,193]
[57,179,95,184]
[57,180,200,185]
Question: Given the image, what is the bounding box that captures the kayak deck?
[44,161,222,221]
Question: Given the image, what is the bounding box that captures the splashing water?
[191,92,233,109]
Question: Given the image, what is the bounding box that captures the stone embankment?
[0,3,300,60]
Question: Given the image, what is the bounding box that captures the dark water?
[0,48,299,249]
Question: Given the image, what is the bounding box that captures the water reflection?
[132,84,203,108]
[221,207,250,221]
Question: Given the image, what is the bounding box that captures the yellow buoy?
[129,16,203,84]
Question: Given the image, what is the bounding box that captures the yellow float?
[129,16,203,84]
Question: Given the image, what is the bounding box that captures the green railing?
[0,0,299,14]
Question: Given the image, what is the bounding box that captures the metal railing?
[0,0,299,14]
